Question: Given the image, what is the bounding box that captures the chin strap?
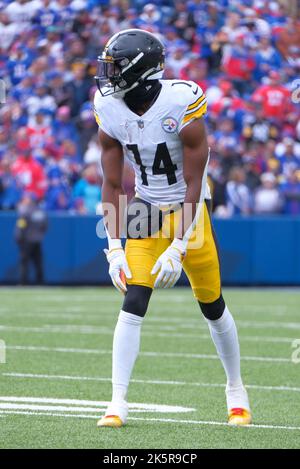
[124,80,162,111]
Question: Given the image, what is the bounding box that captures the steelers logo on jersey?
[162,117,178,133]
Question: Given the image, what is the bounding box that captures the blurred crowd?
[0,0,300,216]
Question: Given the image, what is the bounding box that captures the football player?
[94,29,252,428]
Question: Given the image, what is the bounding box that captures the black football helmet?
[95,29,165,97]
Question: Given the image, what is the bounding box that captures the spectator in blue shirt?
[226,166,252,216]
[136,3,164,29]
[214,118,240,150]
[66,62,93,117]
[10,72,35,104]
[73,164,101,214]
[0,155,22,210]
[52,106,79,146]
[280,172,300,215]
[277,139,300,177]
[254,35,282,82]
[32,1,61,34]
[0,127,10,160]
[7,43,32,85]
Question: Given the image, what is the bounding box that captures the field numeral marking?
[291,339,300,364]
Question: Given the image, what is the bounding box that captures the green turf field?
[0,287,299,449]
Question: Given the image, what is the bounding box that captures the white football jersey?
[94,79,210,205]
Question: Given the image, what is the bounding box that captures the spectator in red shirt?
[276,17,300,60]
[210,80,246,117]
[222,34,255,95]
[26,109,52,149]
[252,71,291,122]
[11,141,47,200]
[179,55,209,91]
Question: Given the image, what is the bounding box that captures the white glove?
[104,240,132,294]
[151,239,186,289]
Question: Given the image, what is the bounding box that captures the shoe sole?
[97,415,123,428]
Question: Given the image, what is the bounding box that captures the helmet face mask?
[95,29,165,98]
[95,56,129,97]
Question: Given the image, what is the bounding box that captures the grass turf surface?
[0,287,299,449]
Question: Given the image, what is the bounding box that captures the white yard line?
[0,296,189,305]
[146,318,300,330]
[5,344,291,363]
[0,324,297,344]
[0,409,300,432]
[0,404,193,414]
[4,372,300,393]
[0,303,291,311]
[5,315,298,330]
[0,311,294,321]
[0,403,105,413]
[129,417,300,431]
[0,325,113,334]
[0,305,296,320]
[0,397,195,413]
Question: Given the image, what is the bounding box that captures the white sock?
[206,306,242,388]
[111,310,143,403]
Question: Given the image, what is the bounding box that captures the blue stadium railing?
[1,212,299,285]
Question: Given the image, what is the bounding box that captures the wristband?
[108,238,122,251]
[171,238,187,255]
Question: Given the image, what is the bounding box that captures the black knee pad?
[198,294,225,321]
[122,285,152,317]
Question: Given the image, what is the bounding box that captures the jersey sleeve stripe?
[184,98,207,116]
[187,94,205,111]
[94,112,101,126]
[93,107,101,126]
[182,102,207,124]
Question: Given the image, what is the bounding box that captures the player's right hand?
[104,247,132,294]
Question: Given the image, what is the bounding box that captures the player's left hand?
[151,240,185,289]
